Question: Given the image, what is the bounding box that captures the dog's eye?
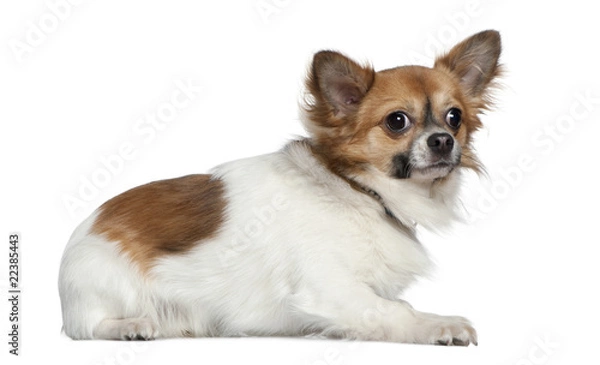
[445,108,462,129]
[385,112,412,133]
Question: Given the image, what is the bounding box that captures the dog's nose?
[427,133,454,155]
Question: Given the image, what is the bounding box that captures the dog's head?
[303,30,501,183]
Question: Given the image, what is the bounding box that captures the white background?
[1,0,599,364]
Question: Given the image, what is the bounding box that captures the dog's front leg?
[296,288,477,346]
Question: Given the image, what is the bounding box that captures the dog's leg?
[408,309,478,346]
[296,287,477,345]
[366,297,477,345]
[93,318,159,340]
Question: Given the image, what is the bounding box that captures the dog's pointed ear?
[434,30,501,98]
[306,51,375,119]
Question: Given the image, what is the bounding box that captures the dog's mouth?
[391,152,461,180]
[410,161,457,180]
[392,155,459,180]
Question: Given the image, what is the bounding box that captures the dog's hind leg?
[93,318,159,340]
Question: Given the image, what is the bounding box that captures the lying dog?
[59,30,501,346]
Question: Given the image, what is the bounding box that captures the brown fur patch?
[91,174,226,273]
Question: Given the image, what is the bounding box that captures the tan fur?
[355,66,481,174]
[92,174,226,273]
[303,30,501,179]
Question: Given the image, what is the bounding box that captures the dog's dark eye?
[385,112,411,133]
[445,108,462,129]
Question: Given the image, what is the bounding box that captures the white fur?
[58,140,476,344]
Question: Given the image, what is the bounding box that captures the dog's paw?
[120,318,158,341]
[415,313,477,346]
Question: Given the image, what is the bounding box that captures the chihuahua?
[59,30,501,345]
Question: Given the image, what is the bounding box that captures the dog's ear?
[305,51,375,120]
[434,30,501,98]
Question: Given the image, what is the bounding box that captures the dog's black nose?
[427,133,454,155]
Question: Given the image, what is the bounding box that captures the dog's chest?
[343,209,431,299]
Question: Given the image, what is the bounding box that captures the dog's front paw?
[415,313,477,346]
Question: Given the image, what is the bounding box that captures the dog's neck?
[342,175,418,237]
[352,167,462,233]
[285,139,459,234]
[292,140,419,236]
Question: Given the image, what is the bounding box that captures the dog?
[59,30,501,345]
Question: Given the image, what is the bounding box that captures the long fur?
[59,30,502,345]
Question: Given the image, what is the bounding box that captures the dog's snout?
[427,133,454,155]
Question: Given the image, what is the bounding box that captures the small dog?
[59,30,501,345]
